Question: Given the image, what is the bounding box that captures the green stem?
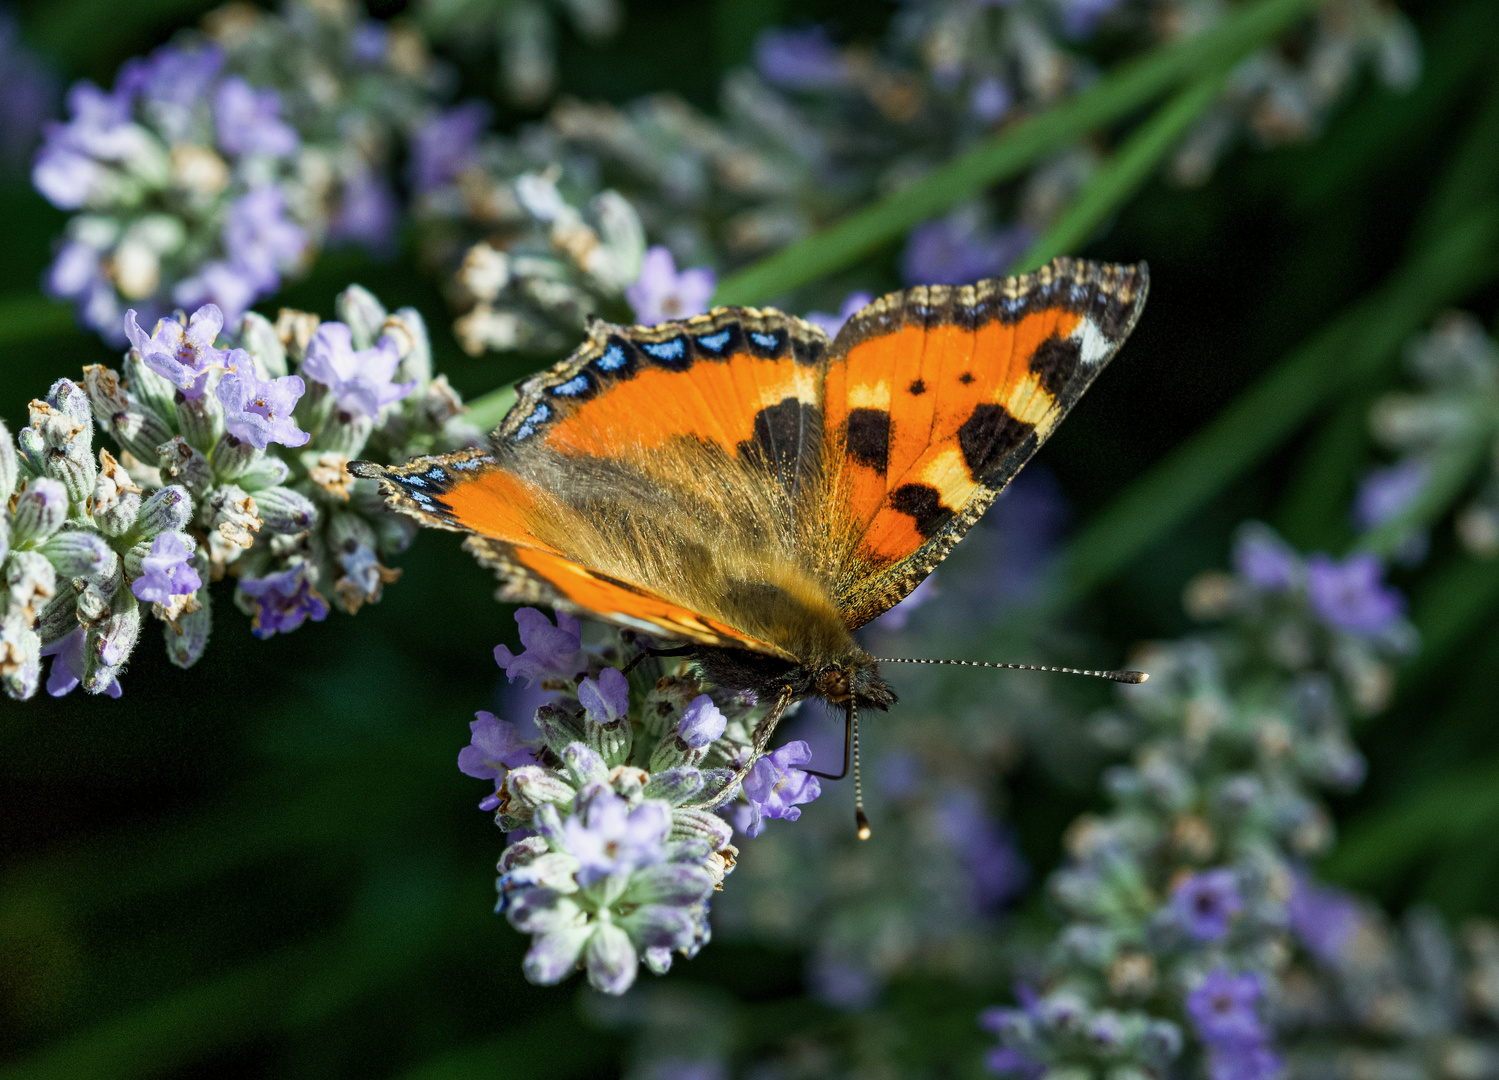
[1013,72,1228,273]
[712,0,1323,306]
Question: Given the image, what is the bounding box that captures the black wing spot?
[958,372,975,385]
[737,397,817,492]
[845,408,890,472]
[888,484,951,540]
[957,403,1036,480]
[1029,334,1082,401]
[908,378,927,396]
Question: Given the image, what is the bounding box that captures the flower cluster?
[1358,310,1499,560]
[35,1,444,343]
[459,608,825,994]
[0,284,475,700]
[979,523,1412,1077]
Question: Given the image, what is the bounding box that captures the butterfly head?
[811,655,895,711]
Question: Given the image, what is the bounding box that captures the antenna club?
[855,809,872,841]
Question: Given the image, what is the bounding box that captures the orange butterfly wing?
[823,258,1149,627]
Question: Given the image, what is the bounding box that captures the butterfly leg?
[681,685,796,813]
[806,704,852,781]
[620,644,697,676]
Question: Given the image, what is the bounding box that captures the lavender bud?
[1037,991,1089,1034]
[0,513,8,567]
[88,450,143,537]
[669,807,734,850]
[175,390,223,452]
[235,454,290,492]
[16,425,44,476]
[327,510,376,552]
[315,410,374,457]
[135,485,193,539]
[11,478,69,547]
[677,695,727,747]
[84,585,140,693]
[81,364,129,418]
[42,531,120,592]
[74,579,110,626]
[335,285,388,350]
[535,703,586,758]
[642,766,705,806]
[29,393,95,507]
[254,487,318,534]
[625,862,716,906]
[523,924,592,986]
[163,589,211,668]
[497,835,550,874]
[46,378,93,433]
[641,947,673,976]
[384,307,432,385]
[0,611,40,699]
[584,923,637,995]
[562,742,609,787]
[156,436,213,495]
[585,713,632,767]
[211,433,262,480]
[36,589,79,646]
[0,417,16,498]
[238,312,287,378]
[108,405,175,467]
[504,765,578,811]
[124,347,179,422]
[1140,1020,1183,1063]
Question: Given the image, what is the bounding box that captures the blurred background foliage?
[2,0,1499,1076]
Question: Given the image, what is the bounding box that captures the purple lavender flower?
[47,237,127,341]
[459,712,537,810]
[579,667,629,724]
[301,322,415,418]
[1232,523,1301,592]
[871,573,937,631]
[902,213,1034,286]
[349,22,388,65]
[1171,868,1243,941]
[1186,969,1267,1045]
[1287,871,1360,965]
[804,291,872,338]
[411,101,489,194]
[624,246,715,325]
[130,532,202,604]
[222,186,307,289]
[329,163,398,255]
[985,1048,1046,1080]
[561,786,672,886]
[239,564,329,639]
[753,26,850,91]
[1057,0,1126,39]
[118,42,223,120]
[172,261,261,329]
[216,366,309,449]
[494,607,587,686]
[1306,553,1404,637]
[970,77,1013,123]
[41,628,121,699]
[213,76,298,159]
[934,788,1029,911]
[678,695,726,748]
[1354,458,1429,531]
[32,81,139,209]
[123,304,230,399]
[739,740,821,837]
[0,14,58,166]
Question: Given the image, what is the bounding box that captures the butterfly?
[352,257,1148,829]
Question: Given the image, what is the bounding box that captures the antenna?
[806,701,872,840]
[874,657,1148,684]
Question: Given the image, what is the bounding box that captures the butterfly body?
[352,258,1148,720]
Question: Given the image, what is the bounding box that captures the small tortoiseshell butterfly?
[353,257,1148,830]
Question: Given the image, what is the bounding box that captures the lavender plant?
[0,284,476,700]
[34,1,443,343]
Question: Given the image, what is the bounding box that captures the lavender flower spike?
[130,532,202,604]
[494,607,587,685]
[1170,868,1243,942]
[624,246,715,326]
[238,563,329,639]
[301,322,415,418]
[123,304,230,400]
[740,740,821,837]
[41,628,121,699]
[1307,552,1405,637]
[1186,969,1281,1080]
[1233,522,1302,591]
[216,365,309,449]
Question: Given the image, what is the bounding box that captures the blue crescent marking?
[696,330,731,352]
[641,338,685,361]
[451,457,487,471]
[425,467,446,481]
[749,332,779,349]
[597,343,627,370]
[514,404,551,440]
[409,490,433,504]
[402,475,427,487]
[553,375,590,396]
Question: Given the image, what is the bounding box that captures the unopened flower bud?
[81,364,129,420]
[235,453,290,492]
[316,410,374,456]
[384,307,432,385]
[108,405,175,467]
[175,389,224,452]
[35,588,79,645]
[335,284,388,350]
[5,550,56,624]
[163,588,211,668]
[669,807,734,850]
[238,311,287,378]
[123,348,179,422]
[135,485,193,539]
[84,585,140,694]
[535,703,586,758]
[0,513,8,567]
[0,611,40,699]
[562,742,609,787]
[255,486,318,534]
[206,484,261,550]
[42,530,120,592]
[157,436,213,494]
[642,766,705,806]
[11,477,69,547]
[504,765,578,811]
[28,391,95,507]
[16,424,45,476]
[88,450,143,536]
[210,433,262,480]
[0,417,16,499]
[74,579,111,626]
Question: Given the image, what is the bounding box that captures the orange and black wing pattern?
[822,258,1149,628]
